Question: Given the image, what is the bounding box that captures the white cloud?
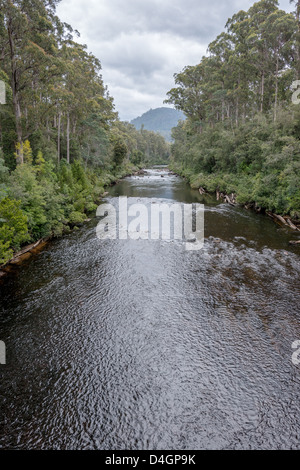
[56,0,294,121]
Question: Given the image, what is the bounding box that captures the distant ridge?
[131,107,185,141]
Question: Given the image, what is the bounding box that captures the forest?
[1,0,300,267]
[166,0,300,220]
[0,0,169,265]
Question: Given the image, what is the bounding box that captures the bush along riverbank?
[169,162,300,235]
[0,0,171,273]
[165,1,300,238]
[0,157,144,271]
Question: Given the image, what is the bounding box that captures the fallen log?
[2,238,49,269]
[273,213,288,225]
[224,195,236,206]
[287,218,300,231]
[289,240,300,245]
[267,211,286,225]
[15,239,44,257]
[267,212,300,231]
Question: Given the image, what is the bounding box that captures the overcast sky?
[56,0,294,122]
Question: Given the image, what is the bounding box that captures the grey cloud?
[60,0,254,42]
[98,34,168,76]
[57,0,294,121]
[90,32,207,119]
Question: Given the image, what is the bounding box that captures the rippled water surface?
[0,169,300,450]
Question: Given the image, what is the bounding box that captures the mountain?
[131,107,185,141]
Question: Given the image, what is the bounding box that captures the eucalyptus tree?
[165,63,207,132]
[0,0,62,163]
[264,10,296,119]
[290,0,300,77]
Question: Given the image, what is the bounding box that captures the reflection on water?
[0,169,299,450]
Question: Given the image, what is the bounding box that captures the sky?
[56,0,294,122]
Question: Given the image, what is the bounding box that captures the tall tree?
[0,0,61,163]
[290,0,300,77]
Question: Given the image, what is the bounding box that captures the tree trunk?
[221,82,225,122]
[46,117,50,142]
[260,70,265,113]
[235,96,239,127]
[242,103,246,123]
[72,118,77,134]
[295,1,300,79]
[13,93,23,164]
[226,103,230,119]
[274,53,279,122]
[8,17,23,164]
[66,112,70,164]
[57,111,61,163]
[235,75,240,126]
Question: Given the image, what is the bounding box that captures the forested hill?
[166,0,300,221]
[131,107,185,141]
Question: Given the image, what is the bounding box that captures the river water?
[0,169,300,450]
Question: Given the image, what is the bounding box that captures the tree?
[0,196,29,259]
[112,139,127,168]
[0,0,62,163]
[166,0,300,218]
[290,0,300,77]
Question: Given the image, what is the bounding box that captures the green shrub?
[68,211,86,226]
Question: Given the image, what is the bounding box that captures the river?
[0,169,300,450]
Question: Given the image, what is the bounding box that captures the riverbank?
[0,238,50,279]
[0,165,146,278]
[168,165,300,237]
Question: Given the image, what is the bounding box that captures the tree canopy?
[0,0,169,264]
[166,0,300,218]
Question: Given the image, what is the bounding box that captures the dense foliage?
[166,0,300,218]
[0,0,169,265]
